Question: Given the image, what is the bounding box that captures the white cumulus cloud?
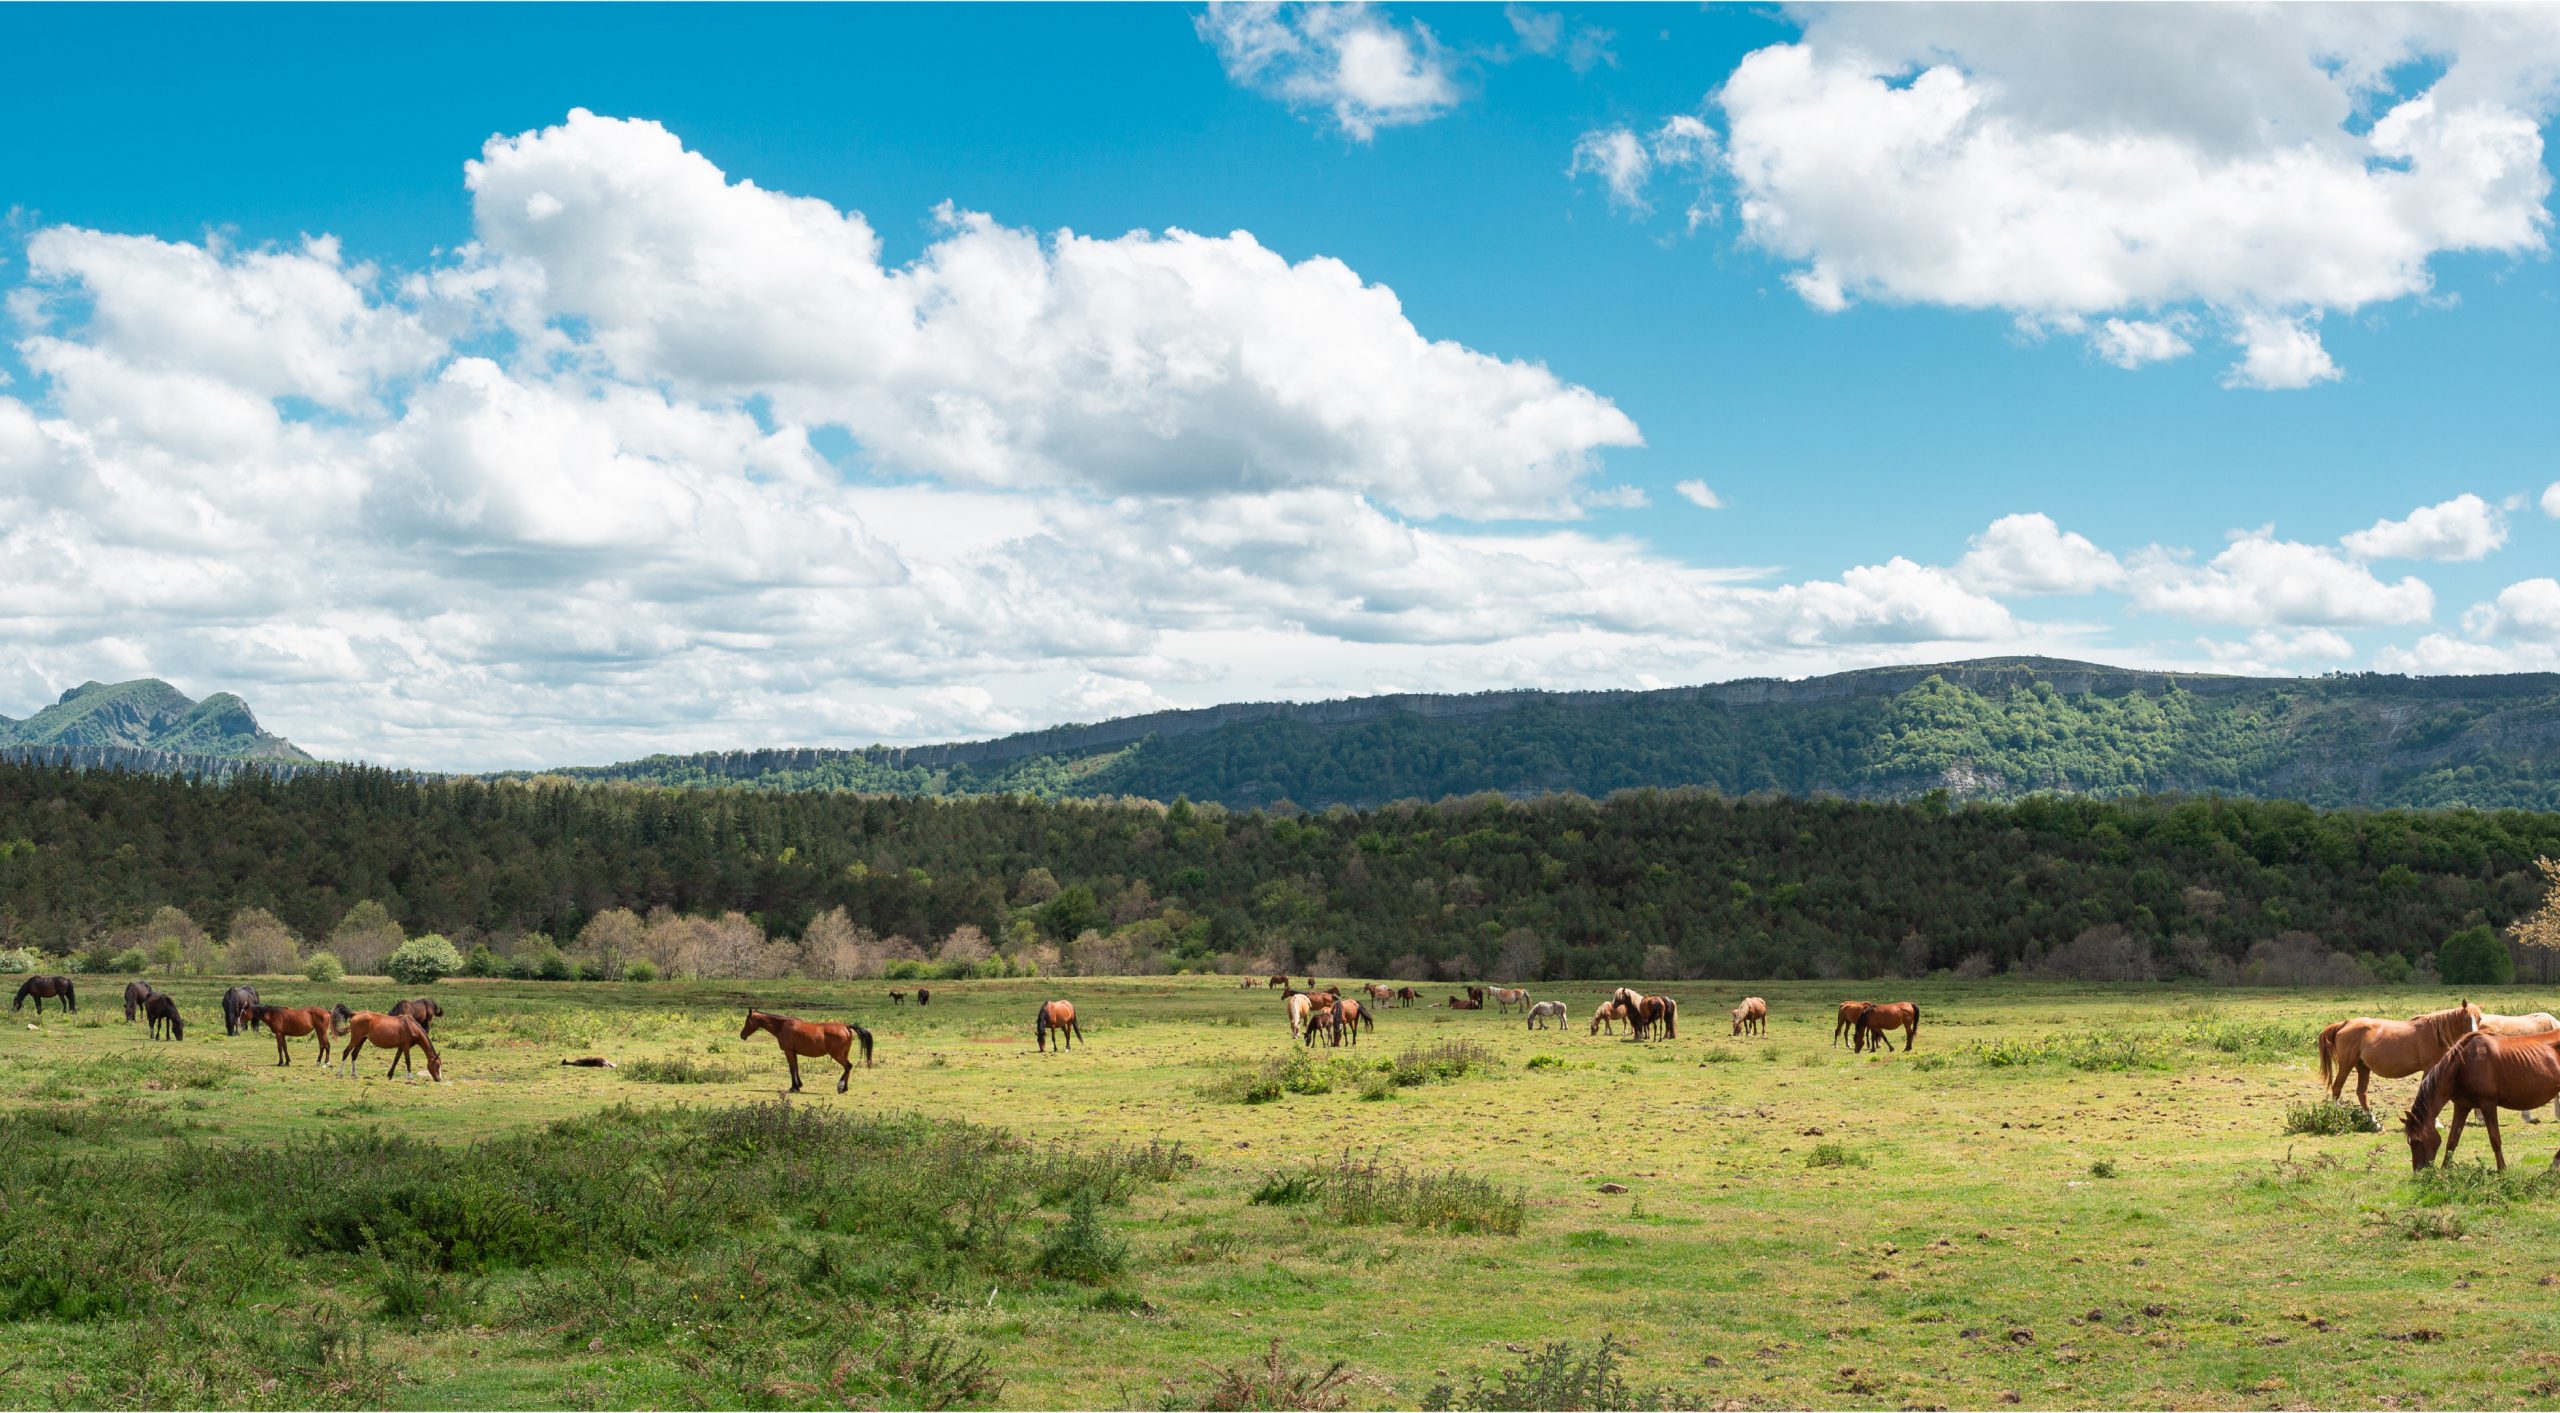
[2131,530,2435,627]
[2341,492,2508,562]
[1955,513,2125,595]
[1197,2,1458,140]
[1673,480,1724,510]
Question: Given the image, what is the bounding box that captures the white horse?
[2482,1011,2560,1121]
[1525,1000,1568,1030]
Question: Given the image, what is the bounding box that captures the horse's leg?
[2485,1106,2508,1171]
[836,1042,852,1094]
[2445,1102,2471,1165]
[788,1051,804,1092]
[2356,1063,2371,1113]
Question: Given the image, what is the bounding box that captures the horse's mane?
[2417,1004,2481,1047]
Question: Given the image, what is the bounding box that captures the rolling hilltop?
[535,657,2560,812]
[0,678,312,774]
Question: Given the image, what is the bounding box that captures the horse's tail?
[2317,1021,2342,1088]
[856,1025,875,1068]
[1908,1003,1919,1046]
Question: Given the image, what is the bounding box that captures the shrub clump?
[302,950,345,984]
[385,934,464,986]
[1422,1335,1678,1411]
[1255,1152,1526,1234]
[620,1056,747,1085]
[1805,1142,1869,1169]
[2283,1100,2381,1136]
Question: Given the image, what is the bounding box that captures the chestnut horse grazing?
[1856,1002,1920,1053]
[1589,999,1627,1035]
[144,993,184,1041]
[13,975,76,1015]
[251,1005,335,1067]
[1833,1001,1870,1048]
[2320,1002,2482,1112]
[2483,1012,2560,1121]
[741,1009,874,1093]
[124,980,157,1022]
[339,1011,443,1081]
[2403,1029,2560,1170]
[222,985,260,1036]
[1731,997,1768,1037]
[1036,999,1084,1052]
[1267,975,1290,990]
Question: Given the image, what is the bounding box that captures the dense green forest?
[536,662,2560,812]
[3,760,2554,984]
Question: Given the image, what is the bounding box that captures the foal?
[741,1009,874,1093]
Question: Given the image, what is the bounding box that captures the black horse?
[145,993,185,1041]
[12,975,76,1014]
[222,985,261,1036]
[917,987,932,1007]
[124,979,157,1022]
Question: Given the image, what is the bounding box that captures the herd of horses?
[16,974,447,1079]
[34,969,2560,1174]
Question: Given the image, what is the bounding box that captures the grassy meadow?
[4,973,2559,1409]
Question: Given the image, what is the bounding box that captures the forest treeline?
[4,760,2558,985]
[541,672,2560,811]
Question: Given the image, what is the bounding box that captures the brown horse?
[1833,1001,1871,1048]
[1447,994,1483,1010]
[1267,974,1290,990]
[742,1009,874,1093]
[2320,1002,2482,1112]
[124,980,156,1022]
[222,985,260,1035]
[1856,1002,1920,1052]
[916,988,931,1007]
[1731,996,1768,1037]
[1036,999,1084,1052]
[1612,987,1676,1041]
[144,992,184,1041]
[1490,987,1531,1014]
[1395,985,1419,1008]
[1466,985,1487,1006]
[1589,999,1627,1035]
[12,975,76,1014]
[251,1004,335,1066]
[2483,1012,2560,1121]
[1303,996,1371,1047]
[391,998,444,1032]
[2403,1029,2560,1170]
[1365,983,1397,1007]
[339,1010,443,1081]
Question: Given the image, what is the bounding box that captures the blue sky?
[2,3,2558,769]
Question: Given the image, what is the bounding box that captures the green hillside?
[535,659,2560,811]
[0,679,310,763]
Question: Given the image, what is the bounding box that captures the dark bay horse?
[916,988,931,1007]
[222,985,260,1036]
[1395,985,1419,1008]
[124,980,157,1022]
[144,993,184,1041]
[742,1009,874,1093]
[251,1004,335,1066]
[339,1011,442,1081]
[1612,987,1677,1041]
[2404,1029,2560,1170]
[1857,1002,1921,1052]
[13,975,76,1014]
[1036,999,1084,1052]
[391,998,444,1032]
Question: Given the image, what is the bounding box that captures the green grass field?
[4,973,2557,1410]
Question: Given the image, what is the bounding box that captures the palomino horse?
[1856,1002,1921,1052]
[1447,994,1483,1010]
[741,1009,874,1093]
[12,975,76,1015]
[1525,1000,1568,1030]
[339,1011,442,1081]
[2483,1012,2560,1122]
[2403,1028,2560,1170]
[124,980,157,1022]
[1284,989,1318,1037]
[222,985,260,1036]
[1611,987,1677,1041]
[251,1004,335,1066]
[144,993,184,1041]
[2320,1002,2482,1112]
[1833,1001,1870,1048]
[1731,997,1768,1037]
[1036,999,1084,1052]
[1490,987,1531,1014]
[1589,999,1627,1035]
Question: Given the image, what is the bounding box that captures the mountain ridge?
[0,678,311,763]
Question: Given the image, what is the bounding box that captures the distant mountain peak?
[0,677,311,763]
